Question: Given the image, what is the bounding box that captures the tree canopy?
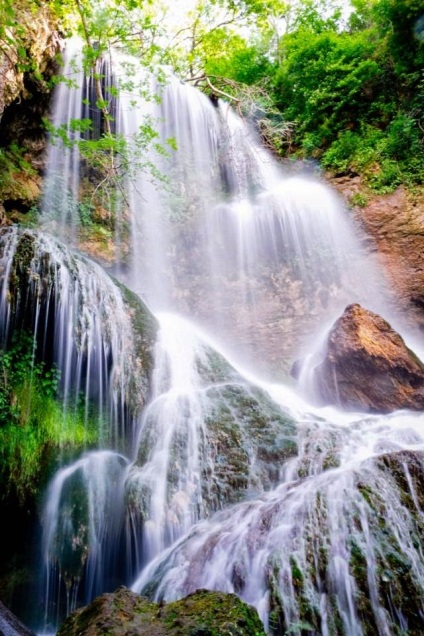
[1,0,424,194]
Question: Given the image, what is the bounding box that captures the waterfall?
[0,227,144,438]
[41,40,403,378]
[42,451,129,620]
[0,225,155,630]
[8,38,424,635]
[124,314,298,572]
[132,405,424,635]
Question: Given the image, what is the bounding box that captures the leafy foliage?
[0,332,99,503]
[269,0,424,190]
[2,0,424,209]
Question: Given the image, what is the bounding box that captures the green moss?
[161,589,266,636]
[57,587,266,636]
[112,276,157,412]
[290,557,304,590]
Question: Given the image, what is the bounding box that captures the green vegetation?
[167,0,424,192]
[0,332,98,502]
[268,0,424,191]
[57,586,267,636]
[3,0,422,214]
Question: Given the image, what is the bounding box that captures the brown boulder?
[313,303,424,412]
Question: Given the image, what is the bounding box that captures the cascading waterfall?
[126,314,209,562]
[42,40,402,376]
[0,227,139,436]
[0,225,155,629]
[126,72,399,375]
[10,38,423,635]
[42,451,129,621]
[124,313,298,574]
[132,401,424,635]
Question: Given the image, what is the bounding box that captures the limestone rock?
[313,303,424,412]
[330,176,424,334]
[56,587,266,636]
[0,5,61,119]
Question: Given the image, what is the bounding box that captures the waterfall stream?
[8,40,424,634]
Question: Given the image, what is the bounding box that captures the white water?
[42,39,86,240]
[15,39,423,634]
[42,42,407,375]
[42,451,129,620]
[124,71,401,376]
[132,384,424,634]
[126,314,210,562]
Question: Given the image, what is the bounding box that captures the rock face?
[56,587,266,636]
[330,176,424,334]
[312,303,424,412]
[0,4,62,218]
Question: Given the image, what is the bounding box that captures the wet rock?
[126,336,298,525]
[313,303,424,412]
[56,587,266,636]
[0,600,36,636]
[204,383,297,510]
[136,448,424,636]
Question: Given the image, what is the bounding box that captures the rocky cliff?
[330,175,424,335]
[0,2,62,220]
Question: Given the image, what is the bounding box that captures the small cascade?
[125,314,210,563]
[124,313,298,571]
[42,40,122,251]
[132,406,424,636]
[42,451,129,623]
[42,39,86,240]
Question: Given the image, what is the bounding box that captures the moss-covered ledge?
[57,586,266,636]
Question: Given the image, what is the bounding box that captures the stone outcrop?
[56,587,266,636]
[330,176,424,334]
[311,303,424,412]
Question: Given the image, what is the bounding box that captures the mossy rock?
[112,276,158,402]
[56,587,266,636]
[204,383,298,511]
[137,448,424,636]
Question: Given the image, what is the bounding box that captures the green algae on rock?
[56,587,266,636]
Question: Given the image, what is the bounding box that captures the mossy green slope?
[56,587,266,636]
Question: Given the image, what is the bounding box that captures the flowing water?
[8,40,424,633]
[0,227,140,439]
